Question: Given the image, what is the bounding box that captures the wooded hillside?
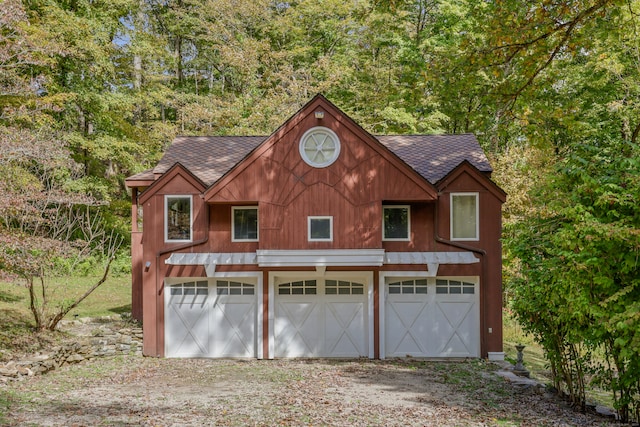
[1,0,639,421]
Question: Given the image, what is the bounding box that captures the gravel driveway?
[0,354,619,427]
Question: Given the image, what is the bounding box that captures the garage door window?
[325,280,364,295]
[170,281,208,296]
[436,279,475,294]
[278,280,317,295]
[388,279,428,294]
[216,281,255,295]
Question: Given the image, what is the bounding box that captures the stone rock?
[117,335,132,345]
[16,366,33,376]
[0,367,19,377]
[66,354,85,363]
[595,405,618,419]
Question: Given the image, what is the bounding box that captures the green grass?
[0,389,13,425]
[0,274,132,358]
[0,274,131,319]
[503,310,551,382]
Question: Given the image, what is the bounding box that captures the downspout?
[153,200,210,357]
[433,198,489,358]
[157,200,210,294]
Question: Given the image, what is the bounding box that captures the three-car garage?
[164,273,479,359]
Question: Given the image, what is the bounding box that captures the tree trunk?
[27,277,43,330]
[45,256,114,331]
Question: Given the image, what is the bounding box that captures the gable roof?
[204,94,440,202]
[124,94,493,190]
[436,160,507,203]
[376,134,492,184]
[136,133,491,188]
[139,162,207,204]
[153,136,267,186]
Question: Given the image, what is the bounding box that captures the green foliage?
[506,138,640,421]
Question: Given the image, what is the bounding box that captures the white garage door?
[274,278,367,358]
[385,278,479,358]
[165,279,257,358]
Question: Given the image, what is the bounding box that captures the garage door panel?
[325,302,365,357]
[166,302,209,357]
[166,280,257,358]
[434,300,477,356]
[211,298,256,357]
[275,301,322,357]
[385,278,479,358]
[386,299,432,356]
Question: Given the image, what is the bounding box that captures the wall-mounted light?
[144,261,151,272]
[314,111,324,119]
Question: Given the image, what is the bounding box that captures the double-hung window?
[382,205,410,241]
[451,193,479,240]
[165,195,192,242]
[232,207,258,241]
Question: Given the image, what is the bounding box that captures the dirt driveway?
[1,355,617,427]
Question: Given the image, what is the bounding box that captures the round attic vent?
[299,126,341,168]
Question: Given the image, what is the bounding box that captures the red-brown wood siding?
[131,231,143,322]
[140,169,207,358]
[205,109,436,251]
[436,169,504,357]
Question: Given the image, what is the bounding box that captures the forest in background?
[1,0,639,421]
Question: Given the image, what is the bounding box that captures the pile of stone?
[0,319,143,384]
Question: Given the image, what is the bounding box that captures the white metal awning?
[165,250,479,277]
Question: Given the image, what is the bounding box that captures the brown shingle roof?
[376,134,492,184]
[144,133,491,187]
[126,169,155,181]
[154,136,267,186]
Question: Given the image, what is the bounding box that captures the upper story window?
[232,206,258,242]
[308,216,333,241]
[451,193,479,241]
[383,205,410,241]
[299,126,341,168]
[165,195,192,242]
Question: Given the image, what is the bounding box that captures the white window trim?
[164,195,192,243]
[382,205,411,241]
[232,206,259,242]
[450,192,479,241]
[308,216,333,242]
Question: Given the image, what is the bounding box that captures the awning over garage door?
[165,250,479,275]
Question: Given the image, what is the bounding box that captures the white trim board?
[165,250,479,270]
